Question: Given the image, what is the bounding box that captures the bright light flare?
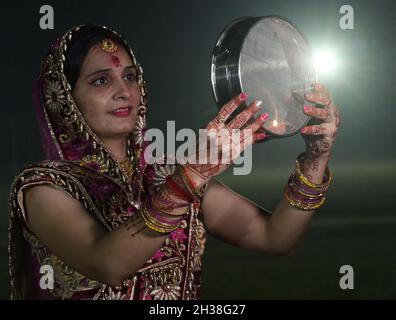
[313,50,337,74]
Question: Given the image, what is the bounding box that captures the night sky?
[0,0,395,299]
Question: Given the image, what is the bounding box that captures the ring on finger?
[218,114,226,123]
[319,108,330,120]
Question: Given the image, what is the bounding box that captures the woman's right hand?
[184,93,269,184]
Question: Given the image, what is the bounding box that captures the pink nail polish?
[301,127,307,133]
[239,92,248,101]
[260,113,269,121]
[257,133,266,139]
[304,105,312,113]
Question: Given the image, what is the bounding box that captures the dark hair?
[64,25,131,88]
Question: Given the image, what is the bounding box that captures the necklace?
[119,158,134,177]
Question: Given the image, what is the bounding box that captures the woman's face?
[72,42,141,142]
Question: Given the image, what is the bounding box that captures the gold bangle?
[141,204,179,230]
[140,204,180,233]
[141,214,178,233]
[140,213,170,233]
[288,180,324,199]
[295,155,332,190]
[284,192,325,211]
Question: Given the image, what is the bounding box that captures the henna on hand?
[302,83,341,160]
[187,95,268,180]
[124,215,146,237]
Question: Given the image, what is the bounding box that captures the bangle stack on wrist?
[166,165,207,210]
[140,196,186,234]
[284,154,332,211]
[140,165,208,234]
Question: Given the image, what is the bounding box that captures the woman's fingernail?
[257,133,266,139]
[240,92,248,101]
[301,127,307,133]
[256,100,263,107]
[304,105,312,113]
[260,113,269,121]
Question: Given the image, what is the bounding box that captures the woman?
[8,25,340,300]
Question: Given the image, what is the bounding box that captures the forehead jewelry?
[101,38,118,53]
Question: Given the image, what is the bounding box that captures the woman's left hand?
[301,83,341,160]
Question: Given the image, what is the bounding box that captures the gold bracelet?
[288,180,324,199]
[284,192,326,211]
[141,213,179,233]
[295,155,332,190]
[283,153,332,211]
[140,204,180,233]
[141,204,180,230]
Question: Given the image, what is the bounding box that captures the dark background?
[1,0,395,299]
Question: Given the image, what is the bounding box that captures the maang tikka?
[101,38,118,53]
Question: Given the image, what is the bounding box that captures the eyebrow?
[85,65,136,79]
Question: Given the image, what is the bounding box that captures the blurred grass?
[1,160,396,299]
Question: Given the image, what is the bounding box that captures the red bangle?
[165,176,194,203]
[180,165,198,189]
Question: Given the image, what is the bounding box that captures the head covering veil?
[33,25,148,201]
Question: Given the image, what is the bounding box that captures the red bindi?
[111,55,121,68]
